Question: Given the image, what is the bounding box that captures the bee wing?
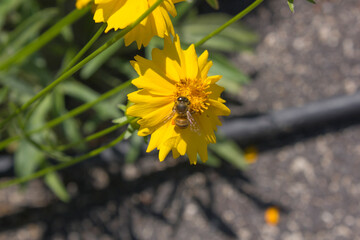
[161,107,176,125]
[152,108,176,130]
[187,111,201,135]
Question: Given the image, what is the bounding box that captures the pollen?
[175,78,211,113]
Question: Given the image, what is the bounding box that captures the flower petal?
[186,144,198,165]
[198,140,208,162]
[172,148,181,159]
[94,0,181,48]
[208,82,225,100]
[126,95,172,118]
[151,48,181,83]
[207,75,222,84]
[131,58,176,94]
[137,102,173,128]
[183,44,199,80]
[208,99,231,116]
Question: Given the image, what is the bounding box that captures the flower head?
[126,35,231,164]
[93,0,184,49]
[76,0,92,9]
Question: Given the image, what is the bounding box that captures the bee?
[164,96,201,134]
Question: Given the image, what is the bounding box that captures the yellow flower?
[93,0,185,49]
[126,35,231,164]
[76,0,92,9]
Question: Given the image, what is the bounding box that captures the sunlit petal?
[92,0,185,48]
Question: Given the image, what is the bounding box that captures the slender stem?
[0,6,91,70]
[12,107,71,161]
[12,105,71,164]
[57,23,107,76]
[0,136,18,150]
[56,117,136,151]
[0,0,165,129]
[194,0,263,48]
[34,80,132,133]
[23,133,72,161]
[0,80,132,150]
[20,23,106,139]
[0,131,127,189]
[21,117,136,161]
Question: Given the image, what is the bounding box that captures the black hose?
[220,91,360,143]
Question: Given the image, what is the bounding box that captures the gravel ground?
[1,0,360,239]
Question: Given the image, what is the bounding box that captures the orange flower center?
[174,78,211,113]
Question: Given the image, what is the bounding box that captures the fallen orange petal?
[244,146,258,164]
[265,207,280,225]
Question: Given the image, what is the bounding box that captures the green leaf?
[60,24,74,43]
[209,138,248,170]
[171,0,195,25]
[125,134,143,163]
[124,124,137,140]
[179,13,258,52]
[62,81,119,119]
[124,129,133,140]
[113,116,128,124]
[307,0,316,4]
[21,57,54,86]
[1,74,37,103]
[0,86,8,104]
[44,171,70,202]
[14,95,52,179]
[205,0,219,10]
[28,95,52,130]
[80,38,124,79]
[53,88,83,148]
[288,0,294,13]
[58,47,78,74]
[14,140,45,178]
[0,8,58,58]
[117,104,127,113]
[106,57,138,79]
[0,0,24,30]
[201,151,221,167]
[209,53,249,94]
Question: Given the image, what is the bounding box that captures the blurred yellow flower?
[126,35,231,164]
[93,0,185,49]
[76,0,92,9]
[265,207,280,226]
[244,146,258,164]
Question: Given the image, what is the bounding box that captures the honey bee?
[163,96,201,134]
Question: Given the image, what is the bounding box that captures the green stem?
[0,80,132,150]
[34,80,132,133]
[0,136,18,150]
[0,0,165,129]
[0,130,127,189]
[12,102,71,161]
[23,117,136,161]
[9,24,106,129]
[23,133,72,161]
[0,6,91,70]
[56,117,136,151]
[194,0,263,48]
[57,23,107,76]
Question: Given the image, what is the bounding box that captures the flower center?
[174,78,211,113]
